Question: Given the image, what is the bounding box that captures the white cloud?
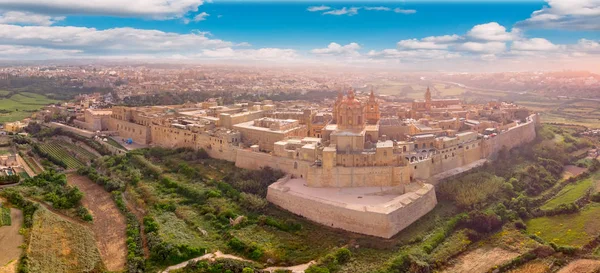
[323,7,360,16]
[393,8,416,14]
[397,39,450,50]
[310,42,361,56]
[511,38,562,51]
[193,12,209,22]
[364,6,390,11]
[573,39,600,52]
[517,0,600,30]
[0,24,232,55]
[421,35,461,43]
[0,11,64,26]
[456,42,507,54]
[0,45,81,59]
[467,22,516,41]
[367,49,460,60]
[0,0,205,19]
[307,5,330,12]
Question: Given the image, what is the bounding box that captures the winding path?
[160,251,315,273]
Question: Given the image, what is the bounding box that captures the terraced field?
[38,142,84,169]
[55,140,98,161]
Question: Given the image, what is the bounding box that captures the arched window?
[403,146,407,152]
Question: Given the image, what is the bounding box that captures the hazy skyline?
[0,0,598,72]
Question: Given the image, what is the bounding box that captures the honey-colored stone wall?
[107,117,151,144]
[267,179,437,238]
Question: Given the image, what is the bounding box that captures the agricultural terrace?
[527,203,600,247]
[38,141,85,169]
[54,139,99,161]
[541,173,598,210]
[28,207,104,273]
[0,91,57,123]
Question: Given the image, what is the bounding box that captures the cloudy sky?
[0,0,599,71]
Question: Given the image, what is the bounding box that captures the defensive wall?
[107,117,151,145]
[267,176,438,238]
[48,122,96,138]
[481,114,539,159]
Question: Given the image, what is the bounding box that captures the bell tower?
[425,87,432,111]
[365,87,380,124]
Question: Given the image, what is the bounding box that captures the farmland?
[27,207,105,273]
[67,174,127,271]
[541,175,595,210]
[527,203,600,247]
[0,92,57,123]
[38,142,85,169]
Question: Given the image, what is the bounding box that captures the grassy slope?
[28,207,104,273]
[541,178,593,210]
[527,203,600,247]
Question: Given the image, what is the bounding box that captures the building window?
[294,162,298,169]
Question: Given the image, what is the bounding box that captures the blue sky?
[0,0,599,71]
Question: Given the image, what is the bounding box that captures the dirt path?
[67,174,127,272]
[0,208,24,272]
[160,251,315,273]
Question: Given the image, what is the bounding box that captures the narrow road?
[160,251,315,273]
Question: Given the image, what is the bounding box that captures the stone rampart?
[267,177,437,238]
[482,114,538,159]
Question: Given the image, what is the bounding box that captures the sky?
[0,0,599,71]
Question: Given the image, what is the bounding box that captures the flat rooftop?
[277,178,399,206]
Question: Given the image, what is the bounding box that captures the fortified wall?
[481,114,539,159]
[267,176,438,238]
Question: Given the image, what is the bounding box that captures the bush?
[239,193,268,212]
[461,211,502,233]
[438,173,504,208]
[591,192,600,203]
[514,220,527,230]
[334,248,351,264]
[77,206,93,222]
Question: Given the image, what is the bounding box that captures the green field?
[0,92,57,123]
[541,177,594,210]
[527,203,600,247]
[28,207,104,272]
[39,142,85,169]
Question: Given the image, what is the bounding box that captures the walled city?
[63,87,538,238]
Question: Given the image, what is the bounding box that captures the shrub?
[334,248,351,264]
[77,206,93,222]
[438,173,504,208]
[461,211,502,233]
[514,220,527,230]
[239,193,268,212]
[591,192,600,203]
